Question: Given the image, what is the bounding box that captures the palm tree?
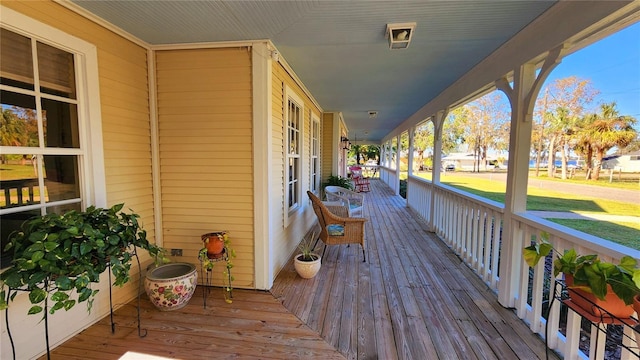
[578,103,637,180]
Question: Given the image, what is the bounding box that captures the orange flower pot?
[565,274,634,319]
[202,232,226,258]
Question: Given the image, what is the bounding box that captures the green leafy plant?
[323,175,353,191]
[0,204,164,315]
[523,232,640,305]
[297,231,318,262]
[198,232,235,303]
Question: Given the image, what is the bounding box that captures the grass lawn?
[0,164,38,180]
[413,173,640,250]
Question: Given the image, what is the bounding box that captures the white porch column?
[408,127,415,178]
[497,47,564,306]
[407,127,415,206]
[430,110,447,230]
[395,134,401,195]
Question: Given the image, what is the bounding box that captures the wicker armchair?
[307,191,367,262]
[324,185,364,217]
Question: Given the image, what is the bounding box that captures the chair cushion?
[327,224,345,236]
[348,198,362,209]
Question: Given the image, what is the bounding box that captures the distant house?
[602,151,640,172]
[441,152,500,171]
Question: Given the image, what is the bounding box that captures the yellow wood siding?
[322,112,335,182]
[270,62,321,276]
[155,48,255,288]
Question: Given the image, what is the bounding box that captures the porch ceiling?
[70,0,556,142]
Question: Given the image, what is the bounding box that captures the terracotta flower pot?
[294,253,321,279]
[144,263,198,311]
[202,232,226,258]
[565,274,634,318]
[634,294,640,317]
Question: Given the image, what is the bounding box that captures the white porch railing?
[405,176,640,359]
[379,166,398,194]
[408,176,503,291]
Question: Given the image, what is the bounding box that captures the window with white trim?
[310,114,320,194]
[0,18,103,268]
[285,89,303,215]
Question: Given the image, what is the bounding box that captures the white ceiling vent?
[386,22,416,49]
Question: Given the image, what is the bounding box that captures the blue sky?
[545,21,640,119]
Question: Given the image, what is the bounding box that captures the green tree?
[412,121,434,171]
[578,103,637,180]
[463,92,509,172]
[538,77,598,178]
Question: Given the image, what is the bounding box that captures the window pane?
[37,41,76,99]
[0,160,38,209]
[1,209,40,269]
[43,155,80,202]
[46,202,81,215]
[42,99,79,148]
[0,90,39,147]
[0,28,34,91]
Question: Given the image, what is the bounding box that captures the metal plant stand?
[544,279,640,359]
[199,248,233,308]
[4,249,145,360]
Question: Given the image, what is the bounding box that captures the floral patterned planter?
[144,263,198,311]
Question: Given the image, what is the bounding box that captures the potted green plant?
[294,231,321,279]
[323,175,354,191]
[198,232,235,303]
[523,233,640,318]
[0,203,164,316]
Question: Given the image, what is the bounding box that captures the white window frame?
[310,113,320,195]
[0,7,106,215]
[284,86,304,225]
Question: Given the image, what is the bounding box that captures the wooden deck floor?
[271,179,558,360]
[40,179,556,359]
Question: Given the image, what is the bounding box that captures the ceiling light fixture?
[368,111,378,118]
[386,22,416,50]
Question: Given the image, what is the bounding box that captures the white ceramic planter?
[144,263,198,311]
[294,254,321,279]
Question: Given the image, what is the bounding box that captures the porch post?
[395,134,401,195]
[430,110,446,230]
[497,47,564,306]
[408,126,415,178]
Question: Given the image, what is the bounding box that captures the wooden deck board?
[41,179,557,360]
[274,179,559,360]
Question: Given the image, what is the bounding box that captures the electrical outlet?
[171,248,182,256]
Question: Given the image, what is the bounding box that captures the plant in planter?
[523,233,640,318]
[0,204,164,316]
[294,231,321,279]
[198,232,235,303]
[323,175,354,191]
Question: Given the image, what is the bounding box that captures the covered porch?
[41,179,557,359]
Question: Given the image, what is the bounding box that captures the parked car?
[445,164,455,171]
